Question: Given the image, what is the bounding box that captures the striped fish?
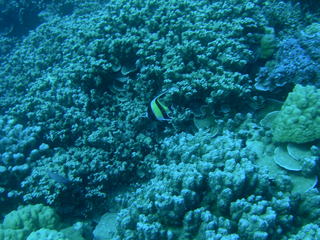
[148,91,171,121]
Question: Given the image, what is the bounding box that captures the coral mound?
[272,84,320,143]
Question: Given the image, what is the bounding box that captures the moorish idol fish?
[148,91,172,121]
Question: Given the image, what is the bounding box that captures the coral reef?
[1,0,320,239]
[21,146,136,215]
[0,0,269,214]
[261,1,304,35]
[0,116,44,210]
[111,130,301,240]
[109,119,320,239]
[255,38,320,91]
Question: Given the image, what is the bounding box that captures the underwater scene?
[0,0,320,239]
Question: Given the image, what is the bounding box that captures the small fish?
[147,91,171,121]
[47,171,71,186]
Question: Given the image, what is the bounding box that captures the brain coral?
[0,204,59,240]
[3,204,58,231]
[272,84,320,143]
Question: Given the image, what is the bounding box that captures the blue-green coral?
[112,129,319,240]
[1,0,320,239]
[0,0,268,212]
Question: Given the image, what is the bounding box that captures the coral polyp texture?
[113,130,319,240]
[0,204,59,240]
[1,0,320,239]
[272,84,320,143]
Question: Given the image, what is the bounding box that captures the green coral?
[0,227,28,240]
[272,84,320,143]
[0,204,59,240]
[303,23,320,37]
[259,27,276,59]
